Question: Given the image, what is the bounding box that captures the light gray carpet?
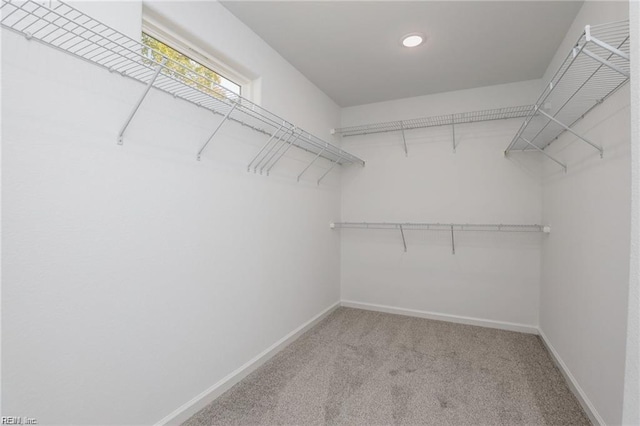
[183,307,590,425]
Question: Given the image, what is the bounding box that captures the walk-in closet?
[2,0,638,424]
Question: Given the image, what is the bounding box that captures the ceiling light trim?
[401,33,425,48]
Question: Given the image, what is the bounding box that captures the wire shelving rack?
[331,222,549,254]
[0,0,365,182]
[505,20,630,171]
[332,105,535,155]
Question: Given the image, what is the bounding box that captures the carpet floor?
[183,307,590,425]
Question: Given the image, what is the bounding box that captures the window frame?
[141,16,251,100]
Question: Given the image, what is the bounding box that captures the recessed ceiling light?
[401,33,424,48]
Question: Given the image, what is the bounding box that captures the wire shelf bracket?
[450,225,455,255]
[1,0,365,182]
[246,124,286,172]
[330,222,550,255]
[516,135,568,172]
[505,21,630,170]
[451,123,456,153]
[255,127,296,174]
[197,102,238,161]
[317,158,340,185]
[399,224,407,252]
[537,107,603,157]
[400,122,408,157]
[266,130,304,176]
[298,144,327,182]
[332,105,534,155]
[118,59,166,145]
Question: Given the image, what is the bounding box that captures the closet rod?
[331,222,550,254]
[331,222,548,232]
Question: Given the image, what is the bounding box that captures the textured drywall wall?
[538,2,631,424]
[1,1,344,423]
[339,79,544,328]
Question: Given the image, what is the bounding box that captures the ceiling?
[222,1,583,107]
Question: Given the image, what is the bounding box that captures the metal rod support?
[586,31,630,61]
[400,225,407,252]
[582,48,630,77]
[261,130,300,174]
[258,130,294,174]
[317,158,340,185]
[297,145,327,182]
[197,103,237,161]
[452,123,456,153]
[266,131,304,175]
[518,136,568,172]
[450,225,455,255]
[400,122,408,156]
[254,129,294,173]
[536,108,603,157]
[117,59,166,145]
[247,124,285,172]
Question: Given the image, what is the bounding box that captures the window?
[141,32,243,100]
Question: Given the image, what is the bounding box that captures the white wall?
[538,2,631,425]
[623,2,640,424]
[339,79,544,329]
[1,1,346,424]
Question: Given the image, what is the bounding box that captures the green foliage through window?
[141,33,241,101]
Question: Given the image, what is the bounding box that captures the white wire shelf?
[331,222,549,254]
[1,0,365,181]
[505,20,630,171]
[332,105,535,155]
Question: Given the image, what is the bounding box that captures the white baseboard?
[340,300,539,334]
[154,301,341,426]
[538,329,604,426]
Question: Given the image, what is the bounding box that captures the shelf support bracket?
[255,129,295,173]
[536,108,603,157]
[117,59,166,145]
[399,225,407,252]
[247,124,285,172]
[317,158,340,185]
[400,122,408,156]
[452,122,456,153]
[585,26,630,61]
[266,131,304,175]
[581,48,630,78]
[197,102,238,161]
[518,136,567,172]
[297,145,327,182]
[450,225,455,255]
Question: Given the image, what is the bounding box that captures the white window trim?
[141,16,252,100]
